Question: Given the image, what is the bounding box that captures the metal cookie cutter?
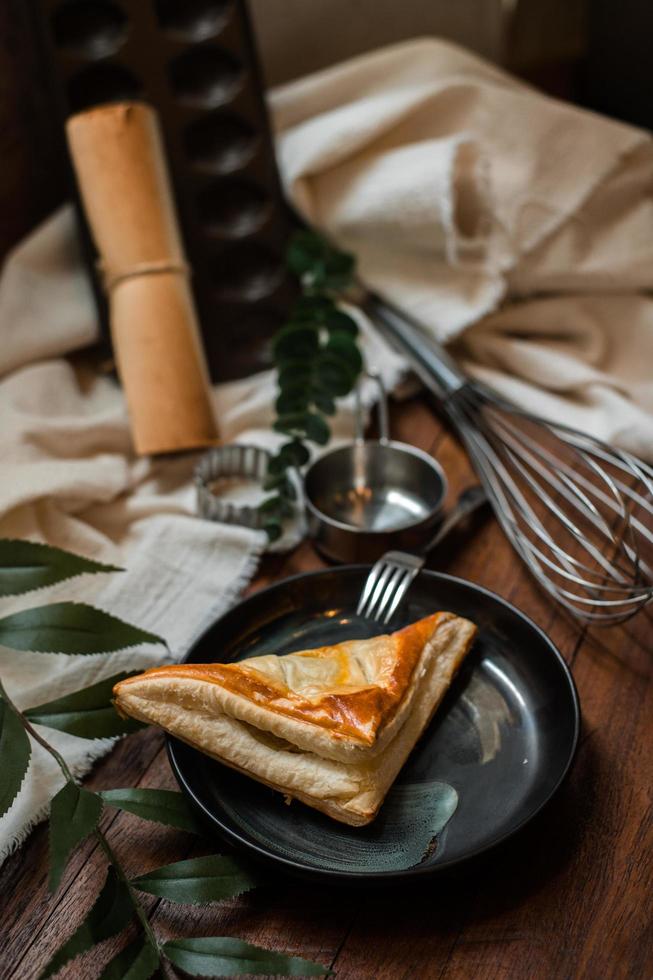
[195,444,278,530]
[304,372,448,563]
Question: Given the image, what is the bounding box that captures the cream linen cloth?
[271,38,653,459]
[0,208,403,862]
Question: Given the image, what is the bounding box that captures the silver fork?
[356,485,487,623]
[356,551,424,624]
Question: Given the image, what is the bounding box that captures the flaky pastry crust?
[114,612,476,825]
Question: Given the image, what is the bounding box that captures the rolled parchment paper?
[66,101,218,455]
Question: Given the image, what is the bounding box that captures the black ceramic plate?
[167,568,579,882]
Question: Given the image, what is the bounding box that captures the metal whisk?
[365,294,653,625]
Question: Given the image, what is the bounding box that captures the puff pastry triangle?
[114,611,476,825]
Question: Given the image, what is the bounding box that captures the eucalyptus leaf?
[0,540,122,598]
[304,413,330,447]
[263,520,283,542]
[266,454,287,476]
[291,295,335,322]
[0,602,166,655]
[275,386,310,416]
[262,472,289,492]
[262,470,297,499]
[306,259,354,293]
[273,324,319,362]
[326,332,363,375]
[278,440,310,468]
[286,231,330,278]
[273,412,330,446]
[49,781,103,891]
[319,251,355,292]
[26,671,143,739]
[99,935,159,980]
[259,495,283,516]
[131,854,259,904]
[266,228,359,543]
[278,361,312,390]
[314,354,355,397]
[163,936,328,977]
[286,231,354,293]
[273,411,330,445]
[0,697,31,819]
[325,309,359,336]
[99,788,202,834]
[40,867,134,979]
[312,393,336,416]
[273,412,309,438]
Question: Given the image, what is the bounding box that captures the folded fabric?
[271,37,653,458]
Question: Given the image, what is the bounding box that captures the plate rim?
[167,566,581,881]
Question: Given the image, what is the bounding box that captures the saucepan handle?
[354,370,390,445]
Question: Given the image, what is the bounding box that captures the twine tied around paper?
[97,259,191,293]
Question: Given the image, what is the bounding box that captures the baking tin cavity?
[184,111,259,173]
[30,0,297,381]
[211,242,285,301]
[67,62,143,111]
[168,47,244,107]
[198,177,271,237]
[52,0,129,57]
[155,0,234,42]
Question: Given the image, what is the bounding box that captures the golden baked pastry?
[114,611,476,826]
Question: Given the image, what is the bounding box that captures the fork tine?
[356,559,384,616]
[365,562,395,620]
[373,565,405,622]
[358,552,426,623]
[383,566,421,624]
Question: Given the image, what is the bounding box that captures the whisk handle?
[362,292,468,400]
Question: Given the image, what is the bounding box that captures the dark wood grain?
[0,395,651,980]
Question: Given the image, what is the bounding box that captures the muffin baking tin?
[28,0,296,381]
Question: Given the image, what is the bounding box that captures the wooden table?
[1,395,651,980]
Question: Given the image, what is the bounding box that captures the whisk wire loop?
[447,382,653,624]
[365,294,653,625]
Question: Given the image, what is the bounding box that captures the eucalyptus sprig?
[0,539,328,979]
[259,231,363,541]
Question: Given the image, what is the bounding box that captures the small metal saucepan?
[304,373,448,563]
